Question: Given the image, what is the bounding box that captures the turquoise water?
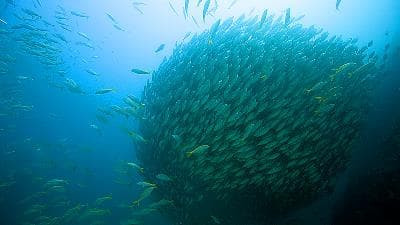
[0,1,399,225]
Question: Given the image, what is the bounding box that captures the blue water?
[0,1,399,225]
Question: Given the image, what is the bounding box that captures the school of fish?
[135,9,383,224]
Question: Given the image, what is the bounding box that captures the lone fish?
[155,44,165,53]
[95,88,114,95]
[131,68,150,74]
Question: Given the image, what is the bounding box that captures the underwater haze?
[0,0,399,225]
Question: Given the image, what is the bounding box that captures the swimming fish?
[77,32,90,41]
[95,195,112,205]
[336,0,342,10]
[367,40,373,47]
[137,181,157,188]
[156,173,172,182]
[172,134,182,145]
[126,130,147,143]
[21,8,41,18]
[192,16,200,28]
[260,9,268,28]
[203,0,211,21]
[186,145,210,157]
[95,88,114,95]
[132,186,156,206]
[131,68,150,74]
[106,13,117,24]
[113,24,125,31]
[155,44,165,53]
[184,0,190,17]
[211,215,221,224]
[134,6,144,15]
[228,0,239,9]
[127,162,144,173]
[0,18,7,25]
[285,8,291,26]
[168,2,179,16]
[86,69,99,76]
[71,11,89,18]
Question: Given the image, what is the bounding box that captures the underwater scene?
[1,0,400,225]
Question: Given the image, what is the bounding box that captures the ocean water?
[0,0,399,225]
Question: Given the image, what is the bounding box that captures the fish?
[156,173,172,182]
[16,76,34,81]
[336,0,342,10]
[137,181,157,188]
[211,216,221,224]
[132,1,147,6]
[64,78,85,94]
[113,24,125,31]
[155,44,165,53]
[367,40,373,47]
[86,69,99,76]
[148,199,174,209]
[228,0,239,9]
[77,32,90,41]
[184,0,190,17]
[53,33,67,43]
[285,8,291,26]
[131,68,150,74]
[21,8,41,18]
[70,11,89,18]
[333,62,356,74]
[125,129,147,143]
[61,26,72,32]
[172,134,182,145]
[183,32,192,41]
[95,195,112,205]
[210,19,220,37]
[203,0,211,21]
[0,18,7,25]
[95,88,114,95]
[192,16,200,28]
[209,0,219,14]
[127,162,144,173]
[186,144,210,157]
[36,0,42,7]
[120,219,143,225]
[134,6,144,15]
[260,9,268,28]
[0,180,16,188]
[132,186,156,206]
[45,179,68,188]
[168,1,179,16]
[76,41,94,49]
[106,13,117,24]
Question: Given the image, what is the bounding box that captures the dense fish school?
[135,12,382,224]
